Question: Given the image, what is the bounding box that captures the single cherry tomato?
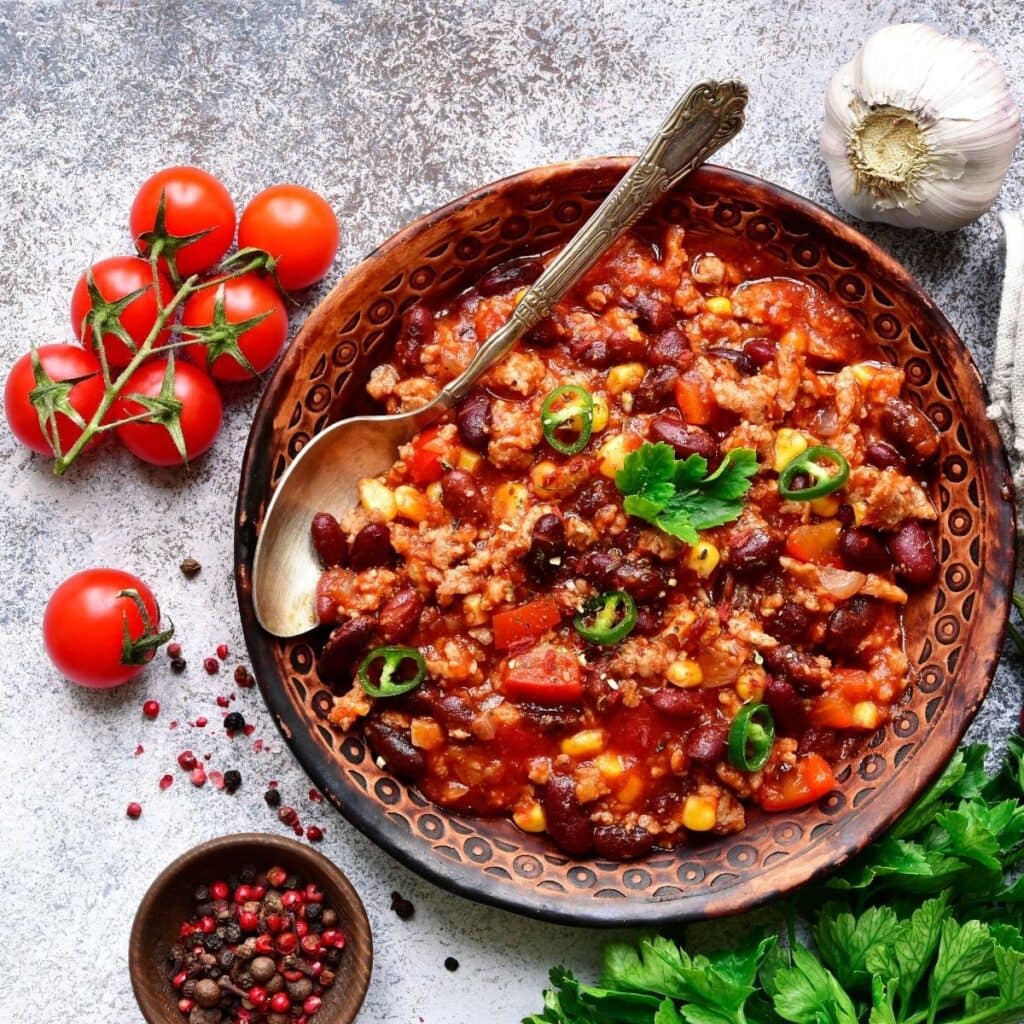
[493,597,562,651]
[70,256,174,368]
[181,272,289,381]
[4,344,105,456]
[43,569,169,688]
[238,184,339,290]
[407,426,450,484]
[130,166,236,278]
[503,644,583,704]
[115,358,223,465]
[757,753,837,811]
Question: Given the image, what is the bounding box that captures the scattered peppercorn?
[278,806,299,828]
[444,956,460,972]
[234,665,255,688]
[167,641,183,658]
[390,890,415,920]
[223,769,242,794]
[177,750,198,771]
[126,801,142,819]
[191,766,207,787]
[159,774,174,790]
[203,657,219,675]
[180,556,202,578]
[224,711,246,733]
[216,643,230,660]
[194,716,208,728]
[264,788,282,809]
[142,699,160,719]
[306,826,324,843]
[170,657,187,674]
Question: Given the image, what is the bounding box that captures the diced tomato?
[758,753,836,811]
[785,520,842,566]
[503,644,583,704]
[493,597,562,651]
[408,427,449,484]
[674,371,714,424]
[809,669,872,729]
[474,301,509,342]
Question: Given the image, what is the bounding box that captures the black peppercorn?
[224,712,246,733]
[264,788,281,809]
[444,956,460,972]
[170,657,187,674]
[223,769,242,794]
[283,874,300,891]
[304,902,322,921]
[203,933,223,953]
[219,948,236,969]
[390,890,415,920]
[223,922,241,944]
[193,884,210,902]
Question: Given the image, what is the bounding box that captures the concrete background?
[0,1,1021,1021]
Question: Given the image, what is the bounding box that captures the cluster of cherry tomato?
[5,166,339,466]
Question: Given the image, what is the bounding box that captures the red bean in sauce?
[311,512,348,568]
[888,521,939,586]
[455,391,492,452]
[318,616,376,684]
[441,469,487,524]
[378,588,424,643]
[649,414,719,462]
[349,522,393,571]
[393,304,434,372]
[542,774,594,856]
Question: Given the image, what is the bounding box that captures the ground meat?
[488,398,544,469]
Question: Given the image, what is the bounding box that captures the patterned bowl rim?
[235,159,1016,926]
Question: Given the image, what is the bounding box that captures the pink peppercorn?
[126,802,142,819]
[142,700,160,719]
[167,641,182,659]
[159,774,174,790]
[203,657,219,675]
[195,717,208,728]
[217,643,230,660]
[216,695,230,708]
[177,750,197,771]
[191,766,207,787]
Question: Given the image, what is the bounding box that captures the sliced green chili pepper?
[541,384,594,455]
[778,445,850,500]
[573,590,637,645]
[357,645,426,698]
[727,703,776,771]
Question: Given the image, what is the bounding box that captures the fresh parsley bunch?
[526,740,1024,1024]
[615,442,759,544]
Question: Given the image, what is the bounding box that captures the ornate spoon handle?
[437,79,748,409]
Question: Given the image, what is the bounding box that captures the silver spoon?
[253,80,748,636]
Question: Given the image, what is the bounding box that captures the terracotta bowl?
[129,833,372,1023]
[235,160,1016,925]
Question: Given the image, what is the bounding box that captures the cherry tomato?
[43,569,166,688]
[130,166,236,277]
[115,358,223,466]
[493,597,562,651]
[70,256,174,368]
[238,184,339,290]
[4,344,105,456]
[181,272,289,381]
[503,644,583,703]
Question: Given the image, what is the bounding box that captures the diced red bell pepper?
[809,669,872,729]
[503,644,583,704]
[408,426,449,484]
[674,371,714,425]
[785,520,842,566]
[758,753,837,811]
[493,597,562,651]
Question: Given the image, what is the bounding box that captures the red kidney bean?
[611,561,663,603]
[650,687,702,718]
[570,550,621,587]
[476,259,544,297]
[574,334,633,368]
[317,616,376,684]
[632,365,680,412]
[633,607,663,637]
[393,304,434,372]
[315,591,339,624]
[441,469,487,524]
[363,720,426,781]
[310,512,348,568]
[727,526,782,575]
[864,441,908,473]
[764,677,807,734]
[685,722,728,763]
[525,513,566,584]
[542,774,594,856]
[349,522,393,570]
[649,414,719,462]
[836,503,856,528]
[882,398,940,466]
[524,316,564,348]
[455,391,491,452]
[519,703,585,732]
[839,527,892,573]
[798,726,858,762]
[888,521,939,586]
[648,327,692,367]
[766,601,813,643]
[571,479,620,518]
[761,645,827,696]
[377,588,424,643]
[823,597,880,657]
[619,293,673,333]
[706,345,756,376]
[592,824,654,861]
[742,337,777,368]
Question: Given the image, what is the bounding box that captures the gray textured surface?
[0,1,1022,1021]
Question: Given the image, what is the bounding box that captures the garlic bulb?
[821,23,1020,231]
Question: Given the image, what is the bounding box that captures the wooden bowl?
[234,160,1016,925]
[129,833,372,1023]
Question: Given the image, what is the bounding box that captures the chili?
[573,590,637,645]
[778,445,850,500]
[541,384,594,455]
[357,645,427,698]
[727,703,775,771]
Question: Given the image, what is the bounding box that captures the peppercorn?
[193,979,220,1009]
[286,977,313,1001]
[282,874,300,891]
[390,890,415,920]
[321,908,338,927]
[180,557,202,578]
[218,948,235,969]
[193,885,210,902]
[126,801,142,819]
[181,979,197,999]
[239,863,256,883]
[234,665,254,688]
[171,657,187,673]
[203,657,219,675]
[264,789,282,809]
[203,933,223,953]
[220,769,242,794]
[223,922,241,944]
[304,902,322,922]
[223,711,246,733]
[445,956,460,972]
[250,956,276,983]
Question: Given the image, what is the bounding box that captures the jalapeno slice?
[778,445,850,500]
[573,590,637,645]
[541,385,594,455]
[357,645,427,698]
[727,703,776,771]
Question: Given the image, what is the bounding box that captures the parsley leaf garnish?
[615,442,759,544]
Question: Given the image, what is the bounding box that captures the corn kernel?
[666,658,704,688]
[706,296,733,316]
[686,541,720,578]
[394,485,429,523]
[358,478,397,522]
[426,481,444,505]
[616,774,644,805]
[773,428,809,473]
[456,448,482,473]
[561,729,606,758]
[463,593,486,626]
[809,495,841,517]
[530,460,559,498]
[606,362,645,396]
[736,667,766,703]
[598,434,636,478]
[595,752,626,780]
[513,288,529,304]
[682,794,718,832]
[590,393,609,433]
[513,801,547,833]
[851,499,869,526]
[494,481,529,521]
[852,701,881,730]
[851,362,878,386]
[410,718,444,751]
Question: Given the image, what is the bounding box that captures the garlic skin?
[822,23,1020,231]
